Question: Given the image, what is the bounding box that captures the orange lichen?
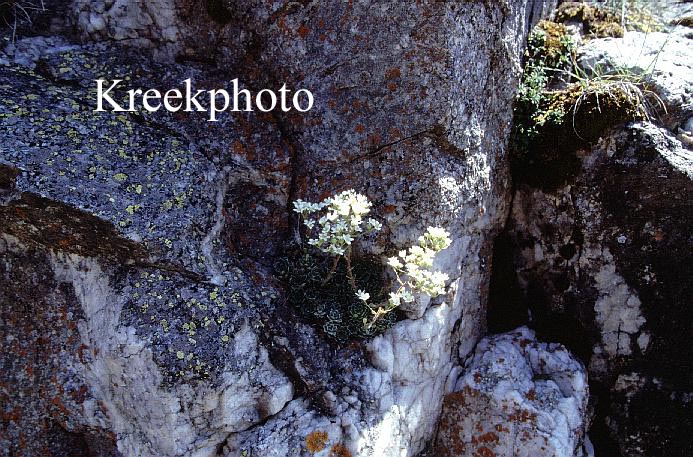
[305,430,329,453]
[509,409,537,423]
[385,67,401,79]
[444,390,468,407]
[474,446,496,457]
[329,443,352,457]
[298,24,310,39]
[477,432,500,444]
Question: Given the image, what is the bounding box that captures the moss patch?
[555,1,661,37]
[512,81,647,190]
[528,20,575,68]
[555,2,624,38]
[511,18,652,191]
[624,5,663,33]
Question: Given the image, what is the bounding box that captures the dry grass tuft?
[0,0,46,41]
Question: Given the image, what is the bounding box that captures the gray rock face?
[500,121,692,455]
[436,327,589,457]
[1,1,558,456]
[494,11,693,454]
[73,0,179,56]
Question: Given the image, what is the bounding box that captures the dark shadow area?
[206,0,233,25]
[487,231,528,332]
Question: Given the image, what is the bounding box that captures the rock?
[0,41,293,456]
[499,122,692,455]
[72,0,180,58]
[0,163,20,205]
[577,30,693,130]
[0,0,559,456]
[607,372,693,457]
[436,327,590,457]
[497,12,693,453]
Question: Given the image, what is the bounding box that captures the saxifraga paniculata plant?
[277,189,452,342]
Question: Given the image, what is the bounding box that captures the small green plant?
[281,190,451,341]
[513,20,577,149]
[276,251,394,341]
[510,16,665,189]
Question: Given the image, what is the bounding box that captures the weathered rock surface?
[492,9,693,454]
[1,1,559,456]
[435,327,590,457]
[502,121,692,456]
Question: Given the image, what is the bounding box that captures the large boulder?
[503,121,692,456]
[436,327,590,457]
[494,6,693,453]
[1,1,557,456]
[501,122,692,456]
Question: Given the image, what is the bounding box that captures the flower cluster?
[293,189,382,256]
[359,226,452,325]
[387,226,452,296]
[290,190,452,335]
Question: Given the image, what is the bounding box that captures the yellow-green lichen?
[125,204,141,215]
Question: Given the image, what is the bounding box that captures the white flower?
[380,226,451,319]
[387,256,402,269]
[293,193,451,329]
[356,290,370,302]
[329,245,345,256]
[401,290,415,303]
[419,226,452,251]
[292,200,308,213]
[311,202,327,212]
[402,245,435,269]
[291,190,377,258]
[366,218,382,232]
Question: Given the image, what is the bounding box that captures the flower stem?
[322,256,340,285]
[345,247,357,289]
